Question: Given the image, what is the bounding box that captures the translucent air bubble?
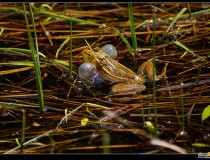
[78,62,104,86]
[0,112,9,117]
[148,19,153,23]
[167,34,176,42]
[146,117,153,121]
[78,62,97,79]
[43,108,48,112]
[179,131,188,137]
[74,87,83,93]
[66,74,75,81]
[92,72,104,84]
[101,44,117,60]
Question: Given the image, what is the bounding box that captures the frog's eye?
[87,52,92,58]
[87,52,94,60]
[104,55,109,59]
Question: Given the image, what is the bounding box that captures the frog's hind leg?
[137,61,155,81]
[110,83,146,94]
[156,62,168,80]
[137,61,168,81]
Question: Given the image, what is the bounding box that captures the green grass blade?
[164,7,187,37]
[192,143,210,147]
[64,3,67,15]
[135,19,148,30]
[20,109,26,153]
[128,3,138,51]
[181,7,210,19]
[151,4,167,13]
[201,105,210,123]
[51,59,76,75]
[29,3,45,114]
[159,8,210,26]
[39,10,100,26]
[0,26,4,36]
[52,59,70,67]
[175,41,194,55]
[196,52,210,82]
[0,6,29,14]
[0,61,34,66]
[31,4,100,26]
[0,48,46,58]
[180,86,185,131]
[30,4,39,57]
[152,7,158,131]
[102,132,111,153]
[174,40,205,61]
[39,3,53,11]
[55,38,70,58]
[136,8,210,33]
[23,3,44,114]
[112,27,132,55]
[69,16,73,82]
[187,3,192,17]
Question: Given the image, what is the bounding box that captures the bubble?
[167,34,176,42]
[99,23,107,28]
[146,117,153,121]
[74,87,83,93]
[101,44,117,60]
[166,121,171,124]
[43,108,48,112]
[66,74,75,81]
[148,19,153,23]
[45,31,51,37]
[179,131,188,137]
[78,62,97,79]
[92,72,104,84]
[117,124,124,129]
[0,112,9,117]
[30,70,36,75]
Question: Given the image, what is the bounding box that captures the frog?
[81,47,168,94]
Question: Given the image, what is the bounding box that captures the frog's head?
[81,48,109,68]
[82,49,94,63]
[81,49,99,68]
[81,39,114,69]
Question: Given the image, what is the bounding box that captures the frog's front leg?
[137,61,168,81]
[110,83,146,94]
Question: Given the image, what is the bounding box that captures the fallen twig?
[156,79,210,92]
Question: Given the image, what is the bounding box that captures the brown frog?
[81,47,168,94]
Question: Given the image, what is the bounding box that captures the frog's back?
[97,56,145,84]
